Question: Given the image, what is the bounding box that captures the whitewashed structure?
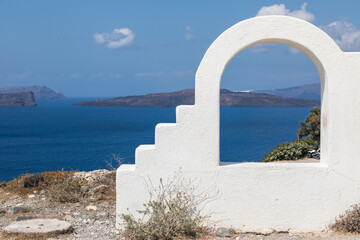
[117,16,360,232]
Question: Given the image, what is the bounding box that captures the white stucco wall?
[116,16,360,232]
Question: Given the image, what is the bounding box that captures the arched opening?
[220,43,321,163]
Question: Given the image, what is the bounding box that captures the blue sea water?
[0,99,311,181]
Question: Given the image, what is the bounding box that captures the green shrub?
[261,139,313,162]
[121,178,207,240]
[331,204,360,233]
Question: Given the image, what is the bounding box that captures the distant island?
[74,88,320,107]
[251,83,320,100]
[0,92,37,107]
[0,86,65,100]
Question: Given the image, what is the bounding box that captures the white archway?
[117,16,360,232]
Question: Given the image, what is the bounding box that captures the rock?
[64,215,75,222]
[98,211,109,218]
[28,194,36,199]
[85,205,97,211]
[93,185,111,195]
[4,218,72,235]
[216,227,233,238]
[8,206,27,215]
[16,215,35,221]
[73,169,111,184]
[40,189,47,195]
[33,190,38,194]
[0,92,37,107]
[80,186,89,193]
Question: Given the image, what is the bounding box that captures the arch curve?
[195,16,341,108]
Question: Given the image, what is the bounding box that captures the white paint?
[116,16,360,232]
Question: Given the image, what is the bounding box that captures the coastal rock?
[85,205,97,211]
[73,169,111,184]
[4,218,72,234]
[0,92,36,107]
[8,206,27,215]
[216,227,233,238]
[28,194,36,199]
[16,215,35,221]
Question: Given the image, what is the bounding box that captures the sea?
[0,98,312,181]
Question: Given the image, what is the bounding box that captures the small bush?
[121,178,208,240]
[48,177,83,203]
[261,139,313,162]
[23,173,44,188]
[331,204,360,233]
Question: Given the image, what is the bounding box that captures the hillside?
[251,83,320,100]
[74,89,320,107]
[0,86,65,100]
[0,92,37,107]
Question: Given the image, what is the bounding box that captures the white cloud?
[93,28,135,49]
[256,3,315,23]
[253,3,314,54]
[136,71,193,78]
[320,21,360,51]
[185,26,195,41]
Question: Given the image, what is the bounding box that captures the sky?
[1,0,360,97]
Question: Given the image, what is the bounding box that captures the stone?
[216,227,233,238]
[98,211,109,218]
[8,206,27,215]
[80,186,89,193]
[64,215,75,222]
[16,215,35,221]
[73,169,110,184]
[4,218,72,234]
[28,194,36,199]
[85,205,97,211]
[93,185,111,195]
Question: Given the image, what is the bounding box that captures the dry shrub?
[47,177,84,203]
[121,177,209,240]
[1,170,76,196]
[331,204,360,233]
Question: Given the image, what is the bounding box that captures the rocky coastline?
[0,92,37,107]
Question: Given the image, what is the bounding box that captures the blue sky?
[1,0,360,97]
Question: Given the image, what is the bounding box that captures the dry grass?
[47,176,84,203]
[0,169,117,204]
[331,204,360,233]
[122,177,210,240]
[0,170,77,197]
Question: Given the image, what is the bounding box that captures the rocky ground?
[0,169,359,240]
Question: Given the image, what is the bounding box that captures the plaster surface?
[116,16,360,232]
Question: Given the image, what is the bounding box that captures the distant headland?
[0,86,66,100]
[0,92,37,107]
